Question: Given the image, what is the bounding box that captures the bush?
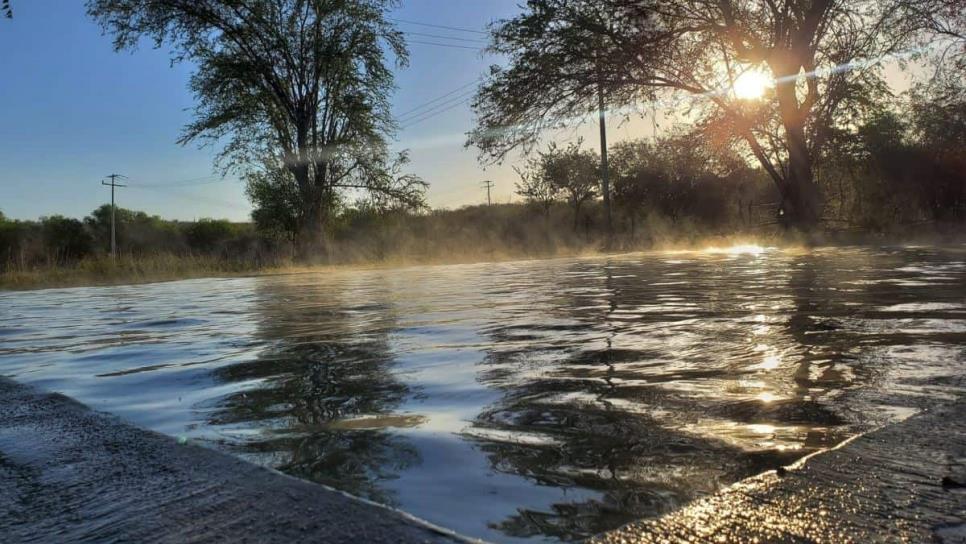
[0,214,25,266]
[183,218,237,253]
[41,215,93,263]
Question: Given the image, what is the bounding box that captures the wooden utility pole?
[597,79,613,241]
[101,174,127,261]
[481,180,494,206]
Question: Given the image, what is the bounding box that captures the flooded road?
[2,246,965,542]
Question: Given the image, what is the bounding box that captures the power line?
[399,91,475,123]
[127,175,227,188]
[126,184,250,212]
[396,78,480,118]
[401,97,473,128]
[401,96,474,128]
[407,40,481,51]
[402,31,487,44]
[399,88,476,125]
[390,17,488,36]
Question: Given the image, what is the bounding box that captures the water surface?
[2,246,965,542]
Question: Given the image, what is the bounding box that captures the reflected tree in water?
[205,278,418,506]
[464,258,856,540]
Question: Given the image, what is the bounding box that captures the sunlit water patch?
[1,246,965,542]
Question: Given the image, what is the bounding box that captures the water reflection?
[1,246,964,542]
[205,279,420,506]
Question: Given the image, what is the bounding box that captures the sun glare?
[703,244,768,255]
[733,69,772,100]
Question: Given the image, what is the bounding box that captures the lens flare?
[733,69,772,100]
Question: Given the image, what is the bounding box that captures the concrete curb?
[0,378,481,544]
[3,374,964,543]
[590,399,966,543]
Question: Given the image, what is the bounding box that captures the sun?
[733,69,772,100]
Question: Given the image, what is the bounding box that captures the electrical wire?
[407,40,481,51]
[396,78,480,118]
[399,89,476,125]
[126,175,227,188]
[401,97,473,129]
[390,17,488,36]
[401,31,487,44]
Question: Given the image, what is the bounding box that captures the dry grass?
[5,222,949,292]
[0,254,277,291]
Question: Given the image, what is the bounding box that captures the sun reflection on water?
[702,244,769,255]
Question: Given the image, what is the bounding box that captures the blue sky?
[0,1,916,223]
[0,1,526,221]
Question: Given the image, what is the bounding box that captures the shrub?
[40,215,92,263]
[183,218,236,253]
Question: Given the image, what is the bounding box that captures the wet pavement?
[0,378,468,544]
[593,397,966,543]
[2,374,963,543]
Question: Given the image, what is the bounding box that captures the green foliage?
[245,166,302,241]
[41,215,93,262]
[183,218,237,253]
[0,212,25,263]
[0,204,281,274]
[514,161,560,217]
[469,0,960,228]
[611,134,775,232]
[517,140,600,229]
[87,0,425,254]
[84,204,183,253]
[817,91,966,228]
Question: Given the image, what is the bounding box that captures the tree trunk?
[296,198,327,262]
[291,163,327,262]
[782,125,822,229]
[572,197,582,231]
[775,68,822,231]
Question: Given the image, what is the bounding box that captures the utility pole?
[597,78,613,242]
[101,174,127,261]
[481,180,494,206]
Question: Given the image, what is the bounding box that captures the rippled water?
[2,246,965,542]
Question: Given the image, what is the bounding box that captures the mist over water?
[2,246,965,542]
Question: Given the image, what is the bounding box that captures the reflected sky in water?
[2,246,965,542]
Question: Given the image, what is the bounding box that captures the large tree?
[527,140,600,230]
[469,0,960,231]
[88,0,425,258]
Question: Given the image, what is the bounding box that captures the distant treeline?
[0,206,273,270]
[1,95,963,274]
[511,98,965,239]
[0,194,763,274]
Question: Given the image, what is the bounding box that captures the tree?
[40,215,93,263]
[2,1,11,19]
[538,140,599,230]
[909,93,966,222]
[514,158,560,218]
[610,139,668,233]
[184,218,237,253]
[245,164,303,242]
[469,0,960,231]
[88,0,426,259]
[85,204,181,253]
